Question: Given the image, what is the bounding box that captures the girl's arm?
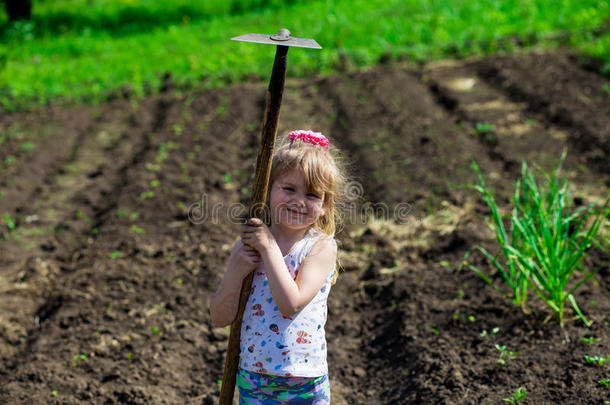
[259,236,336,318]
[209,239,260,327]
[241,219,337,317]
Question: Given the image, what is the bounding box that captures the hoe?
[219,29,322,405]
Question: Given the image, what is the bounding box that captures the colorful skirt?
[236,368,331,404]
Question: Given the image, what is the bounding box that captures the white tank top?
[239,228,335,377]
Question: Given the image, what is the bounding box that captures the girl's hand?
[241,218,275,254]
[227,239,262,279]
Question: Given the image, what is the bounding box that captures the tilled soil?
[0,50,608,404]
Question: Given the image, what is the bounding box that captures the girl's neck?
[269,224,311,256]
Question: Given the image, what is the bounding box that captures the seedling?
[130,225,145,234]
[495,344,518,366]
[51,389,58,397]
[139,190,155,200]
[503,387,527,403]
[480,327,500,337]
[73,353,87,367]
[581,336,599,344]
[109,251,122,260]
[475,122,496,141]
[598,378,610,387]
[20,141,35,152]
[583,355,609,365]
[4,156,17,166]
[172,123,183,135]
[150,326,161,336]
[222,173,233,184]
[2,214,16,230]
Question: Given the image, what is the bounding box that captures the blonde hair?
[267,132,347,282]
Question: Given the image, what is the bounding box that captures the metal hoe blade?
[231,28,322,49]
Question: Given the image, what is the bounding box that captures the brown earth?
[0,50,608,404]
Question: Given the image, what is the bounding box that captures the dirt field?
[0,51,608,404]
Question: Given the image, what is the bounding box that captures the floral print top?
[239,228,336,377]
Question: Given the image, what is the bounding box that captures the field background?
[0,1,609,404]
[1,0,609,110]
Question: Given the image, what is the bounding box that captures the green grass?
[0,0,609,110]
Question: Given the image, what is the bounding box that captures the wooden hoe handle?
[219,45,289,405]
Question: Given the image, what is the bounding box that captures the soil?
[0,50,608,404]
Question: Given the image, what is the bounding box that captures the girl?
[210,130,346,404]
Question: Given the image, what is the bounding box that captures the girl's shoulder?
[307,229,337,254]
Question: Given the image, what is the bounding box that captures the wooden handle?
[219,45,289,405]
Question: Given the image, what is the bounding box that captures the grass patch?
[0,0,609,110]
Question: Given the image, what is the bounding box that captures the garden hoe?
[219,29,321,405]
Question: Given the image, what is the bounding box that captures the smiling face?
[269,168,326,231]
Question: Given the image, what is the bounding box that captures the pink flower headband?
[288,130,329,148]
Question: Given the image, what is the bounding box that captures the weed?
[503,387,527,403]
[150,179,160,188]
[109,250,122,259]
[52,389,58,397]
[598,378,610,387]
[222,172,232,184]
[126,351,132,362]
[480,327,500,337]
[150,326,161,336]
[429,324,440,336]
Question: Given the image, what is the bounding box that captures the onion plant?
[465,151,609,327]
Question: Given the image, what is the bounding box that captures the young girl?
[210,130,346,404]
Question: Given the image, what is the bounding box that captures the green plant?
[2,214,16,230]
[130,224,145,234]
[139,190,155,200]
[475,122,495,135]
[480,327,500,337]
[503,387,528,403]
[495,344,518,366]
[3,0,608,111]
[581,336,600,344]
[584,355,609,365]
[599,378,610,387]
[73,353,87,367]
[465,152,609,327]
[109,250,122,259]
